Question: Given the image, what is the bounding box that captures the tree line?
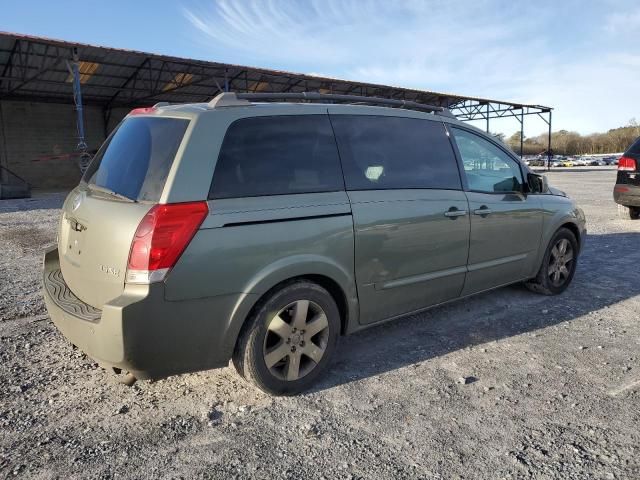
[496,119,640,156]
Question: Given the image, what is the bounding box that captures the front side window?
[330,115,461,190]
[209,115,343,199]
[451,128,524,193]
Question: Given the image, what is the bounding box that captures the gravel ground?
[1,168,639,479]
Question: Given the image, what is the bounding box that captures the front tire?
[232,281,340,395]
[525,228,578,295]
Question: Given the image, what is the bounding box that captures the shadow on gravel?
[314,231,640,392]
[0,192,67,213]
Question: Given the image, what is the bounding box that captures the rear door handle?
[444,208,468,218]
[474,207,493,216]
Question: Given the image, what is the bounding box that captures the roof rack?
[207,91,455,117]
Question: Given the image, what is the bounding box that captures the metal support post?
[547,110,552,171]
[520,109,524,158]
[67,47,89,172]
[486,103,489,133]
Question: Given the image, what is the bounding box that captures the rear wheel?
[618,204,640,220]
[525,228,578,295]
[232,281,340,395]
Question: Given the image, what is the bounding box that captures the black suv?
[614,137,640,219]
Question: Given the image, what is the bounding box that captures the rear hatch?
[58,115,190,309]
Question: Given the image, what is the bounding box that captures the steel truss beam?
[0,33,553,164]
[0,40,69,95]
[448,99,553,162]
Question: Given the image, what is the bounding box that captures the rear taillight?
[618,156,637,171]
[126,201,209,284]
[128,107,156,116]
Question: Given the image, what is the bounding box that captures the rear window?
[330,115,461,190]
[627,137,640,156]
[83,117,189,202]
[209,115,344,199]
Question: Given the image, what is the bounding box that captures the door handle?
[473,206,493,216]
[444,208,468,218]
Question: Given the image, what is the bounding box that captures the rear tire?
[618,204,640,220]
[232,281,340,395]
[525,228,578,295]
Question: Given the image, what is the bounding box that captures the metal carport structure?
[0,31,552,192]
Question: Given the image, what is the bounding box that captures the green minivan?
[43,93,586,395]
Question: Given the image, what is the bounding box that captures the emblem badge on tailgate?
[100,265,121,277]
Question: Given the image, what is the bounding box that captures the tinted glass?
[84,117,189,201]
[451,128,524,193]
[331,115,461,190]
[627,136,640,155]
[209,115,343,199]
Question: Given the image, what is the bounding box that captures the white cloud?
[605,7,640,32]
[183,0,640,135]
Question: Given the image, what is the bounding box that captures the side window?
[450,128,524,193]
[209,115,343,199]
[331,115,461,190]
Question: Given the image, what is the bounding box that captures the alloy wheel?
[548,238,574,287]
[263,300,330,381]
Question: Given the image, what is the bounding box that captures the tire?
[525,228,578,295]
[232,281,340,395]
[618,204,640,220]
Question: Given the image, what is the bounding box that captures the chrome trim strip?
[467,253,527,272]
[377,265,467,290]
[376,253,528,290]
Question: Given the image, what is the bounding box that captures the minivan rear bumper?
[613,183,640,207]
[42,246,250,380]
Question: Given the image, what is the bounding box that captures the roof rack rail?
[207,91,455,117]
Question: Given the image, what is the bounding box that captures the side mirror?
[527,173,548,193]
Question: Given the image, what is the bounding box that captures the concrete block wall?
[0,100,127,190]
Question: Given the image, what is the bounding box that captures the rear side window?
[330,115,461,190]
[84,117,189,202]
[627,137,640,155]
[209,115,343,199]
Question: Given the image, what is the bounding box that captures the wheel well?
[241,274,349,339]
[560,222,581,250]
[302,274,349,335]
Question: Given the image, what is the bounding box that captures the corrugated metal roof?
[0,31,551,116]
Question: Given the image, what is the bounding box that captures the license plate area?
[63,216,87,264]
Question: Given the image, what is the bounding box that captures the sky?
[1,0,639,137]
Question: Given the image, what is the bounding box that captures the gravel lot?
[1,168,639,479]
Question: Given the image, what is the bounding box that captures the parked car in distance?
[42,92,587,395]
[528,158,546,167]
[613,137,640,219]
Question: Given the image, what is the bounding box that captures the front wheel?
[525,228,578,295]
[232,281,340,395]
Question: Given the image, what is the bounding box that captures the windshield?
[83,116,189,201]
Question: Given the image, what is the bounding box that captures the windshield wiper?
[87,184,135,202]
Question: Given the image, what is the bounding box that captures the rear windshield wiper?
[87,184,135,202]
